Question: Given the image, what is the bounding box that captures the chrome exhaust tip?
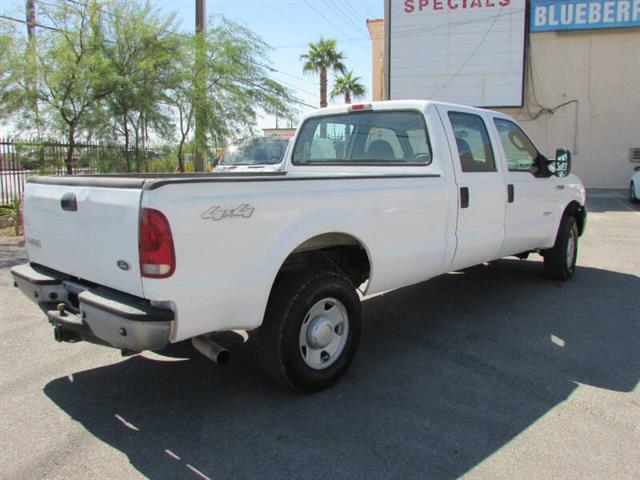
[192,335,231,365]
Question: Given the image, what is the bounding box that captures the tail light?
[139,208,176,278]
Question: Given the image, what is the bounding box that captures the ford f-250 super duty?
[11,100,587,392]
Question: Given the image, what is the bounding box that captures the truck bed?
[27,171,287,190]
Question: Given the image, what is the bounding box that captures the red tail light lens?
[139,208,176,278]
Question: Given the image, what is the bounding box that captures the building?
[367,0,640,188]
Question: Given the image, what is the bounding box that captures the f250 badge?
[201,204,254,221]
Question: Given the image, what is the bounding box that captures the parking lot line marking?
[617,199,640,215]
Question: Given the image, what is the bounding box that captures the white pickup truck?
[11,100,586,392]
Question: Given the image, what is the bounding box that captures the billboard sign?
[387,0,527,107]
[531,0,640,32]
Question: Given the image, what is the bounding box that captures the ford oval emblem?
[117,260,131,271]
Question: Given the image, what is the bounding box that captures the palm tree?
[300,38,346,108]
[331,71,366,104]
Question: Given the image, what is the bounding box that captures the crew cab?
[11,100,587,392]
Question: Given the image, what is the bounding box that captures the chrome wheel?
[299,297,349,370]
[566,228,576,270]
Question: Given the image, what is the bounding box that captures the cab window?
[448,112,496,173]
[494,118,539,173]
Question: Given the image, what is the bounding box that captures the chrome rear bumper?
[11,263,174,352]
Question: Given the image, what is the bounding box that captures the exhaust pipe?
[192,335,230,365]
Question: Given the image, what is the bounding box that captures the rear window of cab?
[292,110,432,166]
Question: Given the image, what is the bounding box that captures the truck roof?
[303,99,496,120]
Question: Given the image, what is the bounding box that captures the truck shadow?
[43,259,639,480]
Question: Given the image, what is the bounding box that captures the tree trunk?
[177,140,185,173]
[345,92,351,104]
[123,116,131,173]
[65,127,75,175]
[134,126,141,172]
[320,67,327,108]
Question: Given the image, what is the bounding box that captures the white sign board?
[388,0,526,107]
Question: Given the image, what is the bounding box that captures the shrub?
[0,196,23,236]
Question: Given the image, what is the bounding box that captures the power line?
[301,0,369,58]
[262,0,311,38]
[323,0,369,36]
[0,13,60,32]
[429,9,502,98]
[273,8,524,48]
[242,78,317,109]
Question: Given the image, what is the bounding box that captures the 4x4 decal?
[201,204,254,221]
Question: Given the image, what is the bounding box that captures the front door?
[437,106,506,271]
[490,117,558,256]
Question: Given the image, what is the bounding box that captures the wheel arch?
[273,231,373,292]
[250,215,376,331]
[562,200,587,236]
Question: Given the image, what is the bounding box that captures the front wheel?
[257,271,361,392]
[630,182,639,204]
[543,216,578,280]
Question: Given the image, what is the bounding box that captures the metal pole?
[194,0,206,172]
[26,0,35,38]
[26,0,40,137]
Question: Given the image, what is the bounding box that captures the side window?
[494,118,539,173]
[448,112,496,173]
[292,111,432,165]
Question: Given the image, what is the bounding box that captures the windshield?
[220,138,289,165]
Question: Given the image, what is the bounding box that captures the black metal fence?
[0,138,178,205]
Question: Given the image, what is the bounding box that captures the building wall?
[371,18,640,188]
[496,29,640,189]
[367,19,385,104]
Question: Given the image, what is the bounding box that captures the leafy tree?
[331,71,366,105]
[301,38,346,108]
[1,3,295,174]
[24,1,115,173]
[169,17,296,171]
[101,1,181,171]
[0,22,36,131]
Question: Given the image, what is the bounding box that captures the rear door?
[23,182,144,297]
[437,105,506,271]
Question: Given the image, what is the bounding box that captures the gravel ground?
[0,196,638,480]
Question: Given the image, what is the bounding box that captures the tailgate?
[23,181,144,297]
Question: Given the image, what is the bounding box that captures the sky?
[1,0,384,131]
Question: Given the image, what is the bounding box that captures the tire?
[543,215,578,280]
[631,182,639,204]
[257,270,361,392]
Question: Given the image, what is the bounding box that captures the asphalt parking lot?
[1,194,638,480]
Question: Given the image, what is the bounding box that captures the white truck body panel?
[141,174,451,340]
[19,100,587,347]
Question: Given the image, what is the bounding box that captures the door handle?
[507,184,515,203]
[460,187,469,209]
[60,192,77,211]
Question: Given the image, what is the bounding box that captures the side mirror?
[554,148,571,177]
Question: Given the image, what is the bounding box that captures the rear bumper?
[11,263,174,351]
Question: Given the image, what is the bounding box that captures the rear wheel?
[257,271,361,392]
[543,216,578,280]
[630,182,639,204]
